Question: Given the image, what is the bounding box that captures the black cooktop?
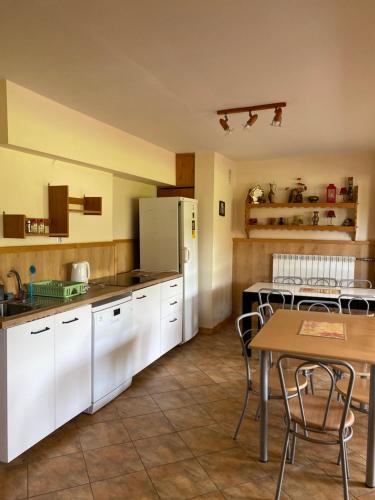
[89,273,156,288]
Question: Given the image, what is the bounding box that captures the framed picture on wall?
[219,200,225,217]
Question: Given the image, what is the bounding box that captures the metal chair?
[296,299,342,313]
[339,279,373,289]
[306,277,338,287]
[338,294,374,316]
[233,312,307,439]
[275,355,355,500]
[273,276,303,285]
[257,302,274,323]
[258,288,294,310]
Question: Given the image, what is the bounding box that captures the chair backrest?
[338,294,374,316]
[296,299,342,313]
[277,354,355,436]
[273,276,303,285]
[306,277,338,287]
[258,288,294,310]
[235,312,264,382]
[257,303,274,323]
[339,278,373,289]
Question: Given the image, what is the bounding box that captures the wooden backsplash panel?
[0,239,138,294]
[232,238,375,316]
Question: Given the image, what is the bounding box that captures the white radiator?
[272,254,355,284]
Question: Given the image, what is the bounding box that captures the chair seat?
[252,367,308,396]
[336,377,369,405]
[332,361,370,377]
[289,394,355,431]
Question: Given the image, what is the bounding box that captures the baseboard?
[199,314,234,334]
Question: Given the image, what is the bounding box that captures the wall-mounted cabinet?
[157,153,195,199]
[2,185,102,238]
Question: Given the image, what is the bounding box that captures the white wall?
[234,152,375,241]
[113,176,156,240]
[195,152,234,329]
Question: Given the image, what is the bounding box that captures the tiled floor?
[0,320,372,499]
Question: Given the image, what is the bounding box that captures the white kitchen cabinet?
[55,305,92,428]
[133,284,161,374]
[1,316,55,462]
[160,279,183,356]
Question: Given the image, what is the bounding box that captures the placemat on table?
[300,287,340,295]
[298,320,346,340]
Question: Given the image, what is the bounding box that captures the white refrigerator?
[139,197,198,342]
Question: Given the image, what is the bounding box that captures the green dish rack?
[30,280,86,298]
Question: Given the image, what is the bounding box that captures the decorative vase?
[312,211,319,226]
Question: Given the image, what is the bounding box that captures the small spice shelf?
[245,201,358,240]
[3,214,50,239]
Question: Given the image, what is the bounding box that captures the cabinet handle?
[30,326,50,335]
[62,317,79,324]
[169,318,178,323]
[170,284,178,288]
[169,301,178,305]
[136,295,147,300]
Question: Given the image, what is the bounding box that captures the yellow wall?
[113,176,156,240]
[1,80,175,185]
[234,152,375,241]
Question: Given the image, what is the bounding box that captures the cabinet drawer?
[161,313,182,355]
[161,277,183,299]
[161,294,183,319]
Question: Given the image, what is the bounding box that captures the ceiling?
[1,0,375,160]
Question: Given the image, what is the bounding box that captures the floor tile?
[78,420,130,451]
[91,470,158,499]
[202,398,245,427]
[164,405,215,431]
[134,433,193,468]
[175,371,217,389]
[29,484,93,499]
[152,389,196,410]
[84,443,144,482]
[115,395,159,417]
[74,403,120,428]
[179,424,238,456]
[0,464,27,500]
[26,425,81,462]
[222,479,280,499]
[28,452,89,497]
[148,457,217,499]
[142,375,184,394]
[187,384,229,404]
[197,447,267,490]
[122,411,174,440]
[191,493,225,499]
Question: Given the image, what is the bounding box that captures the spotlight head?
[219,115,233,135]
[243,111,258,129]
[271,107,283,127]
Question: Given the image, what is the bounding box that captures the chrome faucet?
[7,269,25,301]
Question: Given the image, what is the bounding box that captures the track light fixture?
[217,101,286,134]
[219,115,233,135]
[243,111,258,129]
[271,107,283,127]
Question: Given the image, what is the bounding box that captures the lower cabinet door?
[161,313,182,356]
[55,305,92,428]
[133,284,161,375]
[5,316,55,462]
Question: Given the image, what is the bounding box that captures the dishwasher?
[86,293,133,413]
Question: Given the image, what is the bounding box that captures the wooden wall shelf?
[3,214,50,239]
[246,224,356,233]
[245,199,358,240]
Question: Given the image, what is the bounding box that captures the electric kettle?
[71,261,90,283]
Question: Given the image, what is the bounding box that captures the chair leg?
[275,424,291,500]
[344,441,350,479]
[309,372,315,395]
[289,422,297,464]
[339,440,350,500]
[233,387,250,440]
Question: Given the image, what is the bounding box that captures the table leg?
[260,349,269,463]
[366,365,375,487]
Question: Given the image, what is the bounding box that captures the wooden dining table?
[249,309,375,487]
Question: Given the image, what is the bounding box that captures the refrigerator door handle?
[183,246,190,263]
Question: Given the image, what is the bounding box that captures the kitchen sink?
[0,302,34,317]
